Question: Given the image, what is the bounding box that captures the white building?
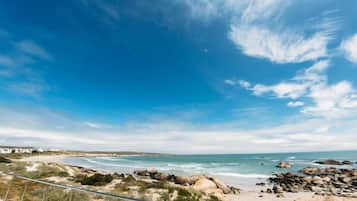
[0,146,44,154]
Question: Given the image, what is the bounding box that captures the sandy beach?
[20,154,68,163]
[14,154,357,201]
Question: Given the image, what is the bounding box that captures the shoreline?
[14,153,357,201]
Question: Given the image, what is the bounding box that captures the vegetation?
[79,173,114,186]
[0,161,69,179]
[0,156,11,163]
[113,175,220,201]
[0,158,221,201]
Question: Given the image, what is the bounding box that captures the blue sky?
[1,0,357,153]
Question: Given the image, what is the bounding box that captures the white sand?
[20,154,68,163]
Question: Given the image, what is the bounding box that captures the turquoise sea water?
[65,151,357,186]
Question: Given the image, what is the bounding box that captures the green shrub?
[0,156,11,163]
[80,173,113,186]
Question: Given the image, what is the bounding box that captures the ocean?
[64,150,357,187]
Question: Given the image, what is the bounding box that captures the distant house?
[0,146,44,154]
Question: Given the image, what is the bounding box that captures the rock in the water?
[193,177,217,192]
[315,160,342,165]
[276,161,292,168]
[342,160,353,165]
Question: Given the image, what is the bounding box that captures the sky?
[1,0,357,154]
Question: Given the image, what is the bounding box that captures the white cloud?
[238,80,251,88]
[224,79,236,86]
[0,34,53,97]
[229,24,331,64]
[0,55,15,66]
[7,81,49,97]
[1,107,357,153]
[240,80,309,99]
[287,101,304,107]
[224,0,340,64]
[16,40,53,61]
[238,60,357,118]
[180,0,247,21]
[340,34,357,63]
[81,0,120,24]
[302,81,357,117]
[241,0,287,23]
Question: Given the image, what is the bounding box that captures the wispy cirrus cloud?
[16,40,53,61]
[229,25,331,64]
[80,0,120,25]
[177,0,340,64]
[228,0,341,64]
[0,32,53,97]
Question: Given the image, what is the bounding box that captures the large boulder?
[173,175,198,185]
[276,161,292,168]
[272,185,283,194]
[134,169,169,181]
[301,167,320,175]
[312,176,324,185]
[210,177,231,194]
[193,177,217,192]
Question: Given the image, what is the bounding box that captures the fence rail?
[1,172,145,201]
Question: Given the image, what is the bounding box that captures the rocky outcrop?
[134,169,240,196]
[276,161,292,168]
[268,167,357,197]
[210,177,232,194]
[343,160,353,165]
[193,177,218,192]
[315,160,342,165]
[315,160,354,165]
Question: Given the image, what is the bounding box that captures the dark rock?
[342,160,353,165]
[315,160,342,165]
[301,167,320,175]
[229,186,240,194]
[269,167,357,197]
[352,180,357,186]
[276,161,292,168]
[256,182,266,186]
[273,185,283,194]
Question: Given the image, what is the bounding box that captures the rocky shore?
[267,166,357,197]
[134,169,240,197]
[2,154,357,201]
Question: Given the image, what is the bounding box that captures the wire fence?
[0,172,145,201]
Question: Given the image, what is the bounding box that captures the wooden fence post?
[20,183,28,201]
[3,180,12,201]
